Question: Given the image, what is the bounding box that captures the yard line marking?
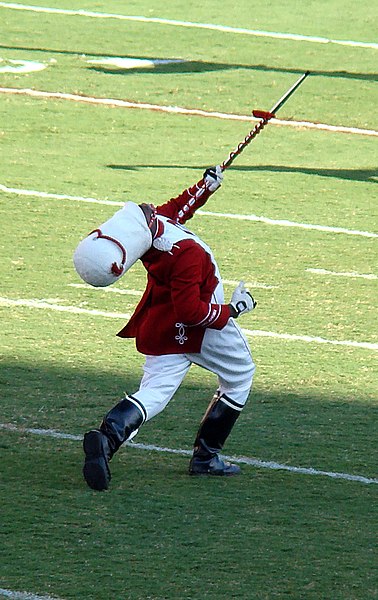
[70,281,276,293]
[241,328,378,351]
[0,589,64,600]
[68,283,143,296]
[130,442,378,485]
[1,296,377,350]
[1,423,377,485]
[0,183,122,206]
[306,268,377,280]
[198,210,378,238]
[1,87,377,138]
[223,279,277,289]
[0,297,132,320]
[1,183,377,239]
[0,3,377,50]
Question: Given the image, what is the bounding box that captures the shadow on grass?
[88,62,378,83]
[107,164,378,183]
[1,359,376,478]
[1,44,377,82]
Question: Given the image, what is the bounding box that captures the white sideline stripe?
[1,296,377,350]
[198,210,378,238]
[306,268,377,280]
[0,183,122,206]
[0,297,131,320]
[70,281,276,293]
[0,589,64,600]
[1,423,377,485]
[222,278,277,289]
[1,183,377,239]
[241,327,378,351]
[68,283,143,296]
[1,87,377,138]
[0,3,377,50]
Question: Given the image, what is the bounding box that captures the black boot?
[189,393,243,476]
[83,396,145,491]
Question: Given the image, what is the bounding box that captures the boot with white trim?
[189,393,242,476]
[83,396,145,491]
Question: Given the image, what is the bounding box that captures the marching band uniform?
[74,167,256,491]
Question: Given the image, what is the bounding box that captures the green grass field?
[1,1,377,599]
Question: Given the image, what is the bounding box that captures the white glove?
[203,165,224,192]
[230,281,257,317]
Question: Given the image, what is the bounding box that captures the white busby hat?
[73,201,152,287]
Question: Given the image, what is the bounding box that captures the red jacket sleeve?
[157,177,216,224]
[169,242,230,329]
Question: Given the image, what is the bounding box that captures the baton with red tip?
[221,71,310,171]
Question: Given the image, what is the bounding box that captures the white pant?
[132,319,255,421]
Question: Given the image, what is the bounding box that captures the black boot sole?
[189,468,240,477]
[83,430,111,491]
[189,455,241,476]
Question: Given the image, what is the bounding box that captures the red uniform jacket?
[117,178,232,354]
